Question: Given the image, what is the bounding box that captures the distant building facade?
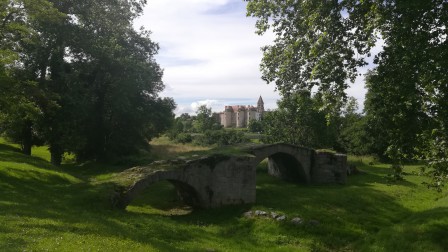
[219,96,264,128]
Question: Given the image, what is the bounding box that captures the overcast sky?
[135,0,373,115]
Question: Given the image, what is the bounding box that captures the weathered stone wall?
[311,152,347,184]
[207,156,255,207]
[116,155,257,209]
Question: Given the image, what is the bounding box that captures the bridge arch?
[266,152,308,183]
[113,143,346,209]
[250,144,313,184]
[116,171,203,209]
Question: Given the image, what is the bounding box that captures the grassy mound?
[0,138,447,251]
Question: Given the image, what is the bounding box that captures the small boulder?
[255,210,268,216]
[276,215,286,221]
[243,211,253,218]
[291,217,303,225]
[270,212,279,219]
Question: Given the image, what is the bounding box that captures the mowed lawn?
[1,138,447,251]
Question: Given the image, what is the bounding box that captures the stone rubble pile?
[242,210,320,226]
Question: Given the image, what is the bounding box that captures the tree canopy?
[247,0,448,186]
[246,0,378,111]
[0,0,175,165]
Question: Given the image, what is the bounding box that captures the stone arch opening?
[250,144,312,184]
[253,152,307,205]
[266,152,308,184]
[120,177,202,212]
[166,179,201,207]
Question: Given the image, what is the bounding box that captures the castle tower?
[257,95,264,114]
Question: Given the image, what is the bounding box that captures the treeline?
[167,105,248,146]
[167,97,364,153]
[0,0,174,165]
[260,91,367,155]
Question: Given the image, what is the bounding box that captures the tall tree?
[1,0,175,164]
[194,105,217,132]
[246,0,376,111]
[337,97,371,155]
[0,0,63,155]
[51,0,175,162]
[261,90,336,149]
[364,1,447,181]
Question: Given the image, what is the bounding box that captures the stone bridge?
[113,144,347,209]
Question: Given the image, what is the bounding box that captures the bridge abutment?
[311,152,347,184]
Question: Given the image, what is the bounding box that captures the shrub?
[194,130,249,146]
[174,133,193,144]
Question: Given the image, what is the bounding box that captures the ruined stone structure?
[219,96,264,128]
[113,143,347,209]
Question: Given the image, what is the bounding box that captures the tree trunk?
[50,144,63,166]
[21,121,32,155]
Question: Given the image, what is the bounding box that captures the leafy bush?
[174,133,193,144]
[248,119,263,133]
[194,130,249,146]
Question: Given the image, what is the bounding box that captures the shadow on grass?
[0,169,187,250]
[348,162,420,188]
[361,207,448,251]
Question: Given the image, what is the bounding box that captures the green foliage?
[337,114,370,155]
[173,133,193,144]
[248,0,448,187]
[248,118,263,133]
[0,80,44,154]
[193,105,222,132]
[0,0,175,164]
[0,0,63,155]
[246,0,376,109]
[261,90,337,149]
[419,129,448,192]
[0,0,64,64]
[362,1,447,182]
[168,107,224,146]
[194,105,212,132]
[194,130,249,146]
[337,97,372,155]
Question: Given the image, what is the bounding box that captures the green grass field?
[1,138,447,251]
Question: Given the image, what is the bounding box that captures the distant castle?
[218,96,264,128]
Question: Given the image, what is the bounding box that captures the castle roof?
[222,98,263,113]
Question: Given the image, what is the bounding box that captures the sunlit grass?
[149,135,252,160]
[149,136,211,159]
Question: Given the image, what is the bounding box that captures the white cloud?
[134,0,279,116]
[190,99,221,113]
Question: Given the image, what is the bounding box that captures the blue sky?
[135,0,373,115]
